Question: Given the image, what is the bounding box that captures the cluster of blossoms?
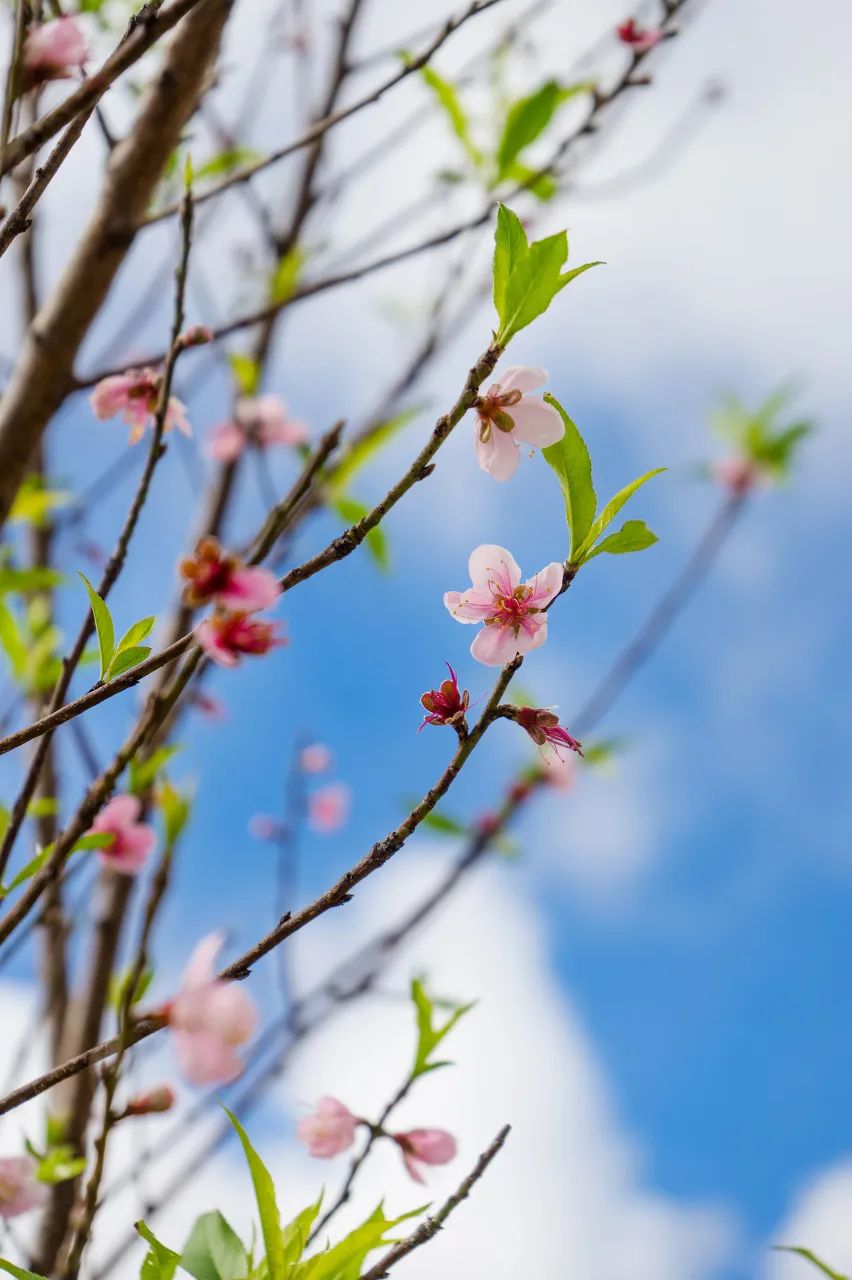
[91,367,190,445]
[251,742,351,838]
[21,16,87,87]
[208,394,308,462]
[297,1097,456,1185]
[179,536,286,668]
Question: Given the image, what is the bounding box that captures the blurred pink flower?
[712,456,758,495]
[540,750,578,792]
[90,795,155,876]
[177,325,213,349]
[297,1097,358,1157]
[248,813,285,842]
[515,707,583,759]
[444,544,563,667]
[189,689,228,721]
[90,368,189,445]
[208,395,308,462]
[180,536,280,613]
[167,932,258,1086]
[616,18,665,51]
[0,1156,47,1218]
[392,1129,457,1184]
[299,743,331,773]
[419,662,470,731]
[196,612,286,668]
[125,1085,177,1117]
[308,783,350,834]
[473,366,563,481]
[22,17,87,82]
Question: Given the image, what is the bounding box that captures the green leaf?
[109,965,154,1015]
[496,80,591,178]
[137,1221,181,1280]
[104,644,152,681]
[225,1110,285,1280]
[541,395,596,560]
[327,408,421,496]
[499,160,557,202]
[8,477,70,526]
[129,745,183,795]
[26,797,58,819]
[0,1259,50,1280]
[774,1248,849,1280]
[281,1197,323,1268]
[420,66,483,169]
[331,496,389,572]
[575,468,666,562]
[36,1145,86,1184]
[492,205,602,345]
[181,1211,250,1280]
[0,565,65,595]
[270,245,305,304]
[0,602,28,678]
[158,778,193,845]
[411,977,473,1079]
[585,518,658,559]
[298,1204,423,1280]
[420,809,469,838]
[228,353,261,397]
[78,573,114,679]
[116,616,155,651]
[194,147,263,182]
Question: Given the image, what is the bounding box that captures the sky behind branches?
[1,1,851,1277]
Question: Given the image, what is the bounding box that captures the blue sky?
[1,1,851,1277]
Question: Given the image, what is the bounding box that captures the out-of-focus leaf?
[228,353,261,397]
[774,1248,849,1280]
[0,1259,50,1280]
[327,408,421,496]
[181,1211,250,1280]
[136,1221,181,1280]
[8,477,70,526]
[130,745,183,796]
[109,965,154,1015]
[420,65,483,168]
[194,148,263,182]
[496,79,591,177]
[36,1145,86,1185]
[419,809,469,838]
[270,245,305,304]
[331,496,389,572]
[158,778,193,846]
[411,977,473,1078]
[0,565,65,595]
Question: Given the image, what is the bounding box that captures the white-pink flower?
[308,783,350,834]
[89,794,155,876]
[473,366,564,481]
[444,544,563,667]
[0,1156,47,1218]
[208,395,308,463]
[540,750,578,792]
[90,368,190,445]
[22,17,87,81]
[297,1097,358,1157]
[166,933,258,1086]
[392,1128,457,1184]
[299,743,331,774]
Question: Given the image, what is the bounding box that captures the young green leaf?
[228,352,261,397]
[0,1260,50,1280]
[541,394,596,559]
[774,1248,849,1280]
[78,573,115,679]
[574,468,666,562]
[181,1211,250,1280]
[136,1221,181,1280]
[327,407,421,496]
[280,1197,323,1268]
[116,616,156,651]
[585,518,658,559]
[270,245,305,304]
[420,66,483,169]
[496,80,591,178]
[158,778,193,846]
[411,978,474,1078]
[420,809,469,838]
[225,1109,285,1280]
[130,744,183,795]
[36,1145,86,1185]
[331,496,389,572]
[104,644,152,682]
[109,965,154,1014]
[298,1204,424,1280]
[492,204,529,323]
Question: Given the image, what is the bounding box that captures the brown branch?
[360,1126,511,1279]
[0,0,231,528]
[0,107,93,259]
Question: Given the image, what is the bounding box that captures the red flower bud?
[514,707,583,758]
[419,663,470,731]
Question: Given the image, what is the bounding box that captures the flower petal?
[498,365,548,394]
[471,624,521,667]
[515,616,548,655]
[468,545,521,595]
[444,585,495,623]
[475,422,520,481]
[509,397,565,448]
[524,561,564,608]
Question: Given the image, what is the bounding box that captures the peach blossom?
[473,367,563,481]
[299,743,331,773]
[180,536,280,613]
[616,18,665,52]
[167,933,258,1086]
[297,1097,358,1157]
[22,17,87,82]
[90,368,190,445]
[0,1156,47,1218]
[392,1128,457,1184]
[515,707,583,758]
[419,663,470,730]
[208,395,308,462]
[308,783,350,834]
[196,612,286,668]
[444,544,563,666]
[90,795,155,875]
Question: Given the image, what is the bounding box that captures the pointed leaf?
[774,1248,849,1280]
[420,66,483,168]
[281,1197,323,1268]
[78,573,115,678]
[585,519,658,559]
[576,468,666,561]
[541,395,596,559]
[137,1221,181,1280]
[493,204,528,323]
[327,408,421,496]
[0,1260,50,1280]
[104,644,152,681]
[116,615,156,651]
[181,1211,250,1280]
[497,80,590,176]
[411,978,473,1079]
[225,1109,285,1280]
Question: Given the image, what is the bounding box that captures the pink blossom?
[90,368,190,445]
[180,536,280,612]
[712,456,758,495]
[514,707,583,759]
[177,325,213,349]
[248,813,285,842]
[196,612,286,668]
[208,395,308,462]
[90,795,155,876]
[124,1085,177,1117]
[616,18,665,52]
[297,1097,358,1157]
[473,367,564,481]
[299,743,331,773]
[189,690,228,721]
[392,1129,457,1184]
[22,17,87,82]
[166,933,258,1086]
[308,783,350,834]
[0,1156,47,1218]
[540,750,578,792]
[444,544,563,667]
[419,663,470,731]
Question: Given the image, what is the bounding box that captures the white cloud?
[765,1162,852,1280]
